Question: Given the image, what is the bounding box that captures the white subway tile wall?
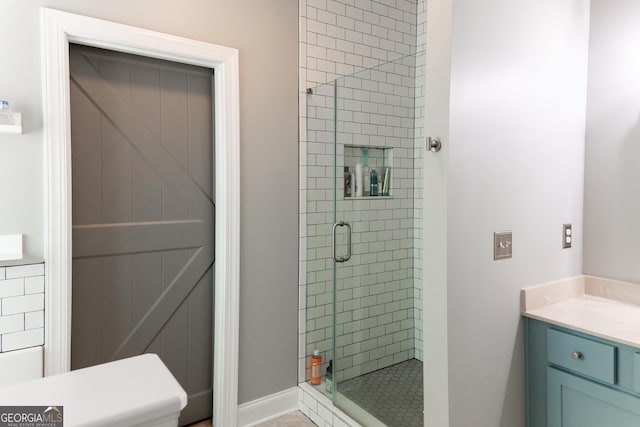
[0,263,45,352]
[299,0,426,385]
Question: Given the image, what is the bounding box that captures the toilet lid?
[0,354,187,426]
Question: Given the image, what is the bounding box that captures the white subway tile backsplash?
[0,268,5,280]
[6,263,44,279]
[25,311,44,330]
[0,314,24,335]
[24,276,44,295]
[2,293,44,316]
[0,278,24,299]
[1,328,44,352]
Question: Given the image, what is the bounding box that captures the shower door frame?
[41,8,241,427]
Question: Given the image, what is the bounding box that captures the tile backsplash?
[0,263,45,352]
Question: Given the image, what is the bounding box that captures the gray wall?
[584,0,640,284]
[0,0,298,404]
[444,0,590,426]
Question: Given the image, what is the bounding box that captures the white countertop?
[522,275,640,348]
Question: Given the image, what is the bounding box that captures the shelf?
[342,196,392,200]
[0,111,22,134]
[0,123,22,134]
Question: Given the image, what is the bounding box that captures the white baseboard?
[237,387,299,427]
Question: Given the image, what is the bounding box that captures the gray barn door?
[69,44,215,426]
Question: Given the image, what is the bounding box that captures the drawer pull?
[571,351,583,360]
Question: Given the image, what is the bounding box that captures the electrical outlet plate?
[563,224,572,249]
[494,231,512,260]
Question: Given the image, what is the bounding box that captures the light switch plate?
[494,231,512,260]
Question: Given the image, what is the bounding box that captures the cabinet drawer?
[547,329,616,384]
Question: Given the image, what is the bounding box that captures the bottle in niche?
[310,350,322,385]
[325,360,333,393]
[362,148,369,196]
[350,168,355,197]
[344,167,352,197]
[354,163,363,197]
[364,166,370,197]
[370,168,378,196]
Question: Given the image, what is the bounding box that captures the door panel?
[548,368,640,427]
[70,44,214,426]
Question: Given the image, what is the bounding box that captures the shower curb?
[298,383,363,427]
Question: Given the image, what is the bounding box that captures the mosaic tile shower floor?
[338,359,424,427]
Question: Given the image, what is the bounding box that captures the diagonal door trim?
[112,246,213,360]
[69,49,215,209]
[41,8,240,427]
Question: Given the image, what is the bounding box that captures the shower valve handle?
[427,137,442,153]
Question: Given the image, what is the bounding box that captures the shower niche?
[343,146,392,199]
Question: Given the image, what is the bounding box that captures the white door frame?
[41,8,240,427]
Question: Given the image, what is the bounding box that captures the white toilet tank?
[0,353,187,427]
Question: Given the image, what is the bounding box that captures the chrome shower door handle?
[332,221,352,263]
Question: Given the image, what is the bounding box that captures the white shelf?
[343,195,392,200]
[0,112,23,134]
[0,123,22,134]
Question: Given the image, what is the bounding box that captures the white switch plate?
[494,231,512,260]
[0,234,23,261]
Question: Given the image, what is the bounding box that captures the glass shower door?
[304,51,424,427]
[330,54,424,427]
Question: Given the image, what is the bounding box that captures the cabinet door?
[548,367,640,427]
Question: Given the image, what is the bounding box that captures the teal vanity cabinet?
[525,318,640,427]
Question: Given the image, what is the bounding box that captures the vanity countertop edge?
[521,275,640,348]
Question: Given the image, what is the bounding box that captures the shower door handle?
[332,221,352,263]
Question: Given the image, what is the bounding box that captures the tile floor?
[187,361,422,427]
[338,358,423,427]
[186,411,316,427]
[255,411,317,426]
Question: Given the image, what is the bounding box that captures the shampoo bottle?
[310,350,322,385]
[355,163,363,197]
[370,168,378,196]
[350,168,355,197]
[362,149,370,196]
[344,168,352,197]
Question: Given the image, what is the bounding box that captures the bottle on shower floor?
[310,350,322,385]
